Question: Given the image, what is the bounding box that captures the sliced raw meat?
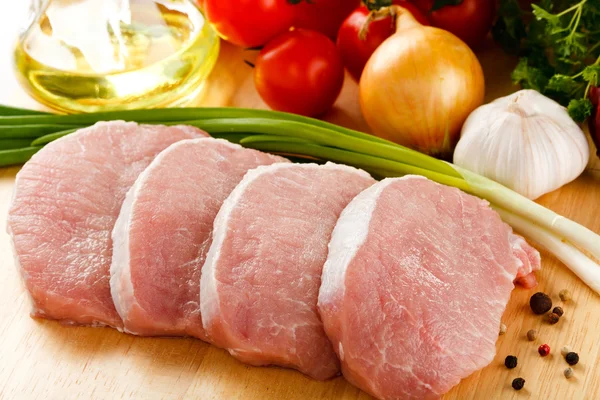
[7,121,207,328]
[318,176,541,400]
[511,234,541,288]
[201,163,375,380]
[110,138,287,338]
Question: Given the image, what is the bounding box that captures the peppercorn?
[553,306,564,317]
[566,352,579,366]
[499,323,507,336]
[561,346,572,357]
[548,312,560,324]
[526,329,537,341]
[538,344,551,357]
[530,292,552,315]
[512,377,525,391]
[564,367,574,379]
[559,289,571,302]
[504,355,518,369]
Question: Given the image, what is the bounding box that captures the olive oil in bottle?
[14,0,219,113]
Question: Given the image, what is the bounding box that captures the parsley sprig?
[494,0,600,122]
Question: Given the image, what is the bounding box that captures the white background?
[0,2,48,110]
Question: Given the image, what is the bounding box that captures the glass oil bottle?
[14,0,220,113]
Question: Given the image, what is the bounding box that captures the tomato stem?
[359,7,396,41]
[364,0,393,12]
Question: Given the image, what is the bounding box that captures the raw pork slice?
[201,163,375,380]
[318,176,541,400]
[7,121,207,328]
[110,138,287,338]
[511,234,541,288]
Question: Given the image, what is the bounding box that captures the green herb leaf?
[511,58,548,92]
[546,74,580,94]
[531,4,560,24]
[583,65,600,86]
[568,98,594,123]
[430,0,463,12]
[557,31,588,58]
[495,0,600,122]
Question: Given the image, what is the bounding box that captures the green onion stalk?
[1,106,599,294]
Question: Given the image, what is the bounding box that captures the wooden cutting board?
[1,38,600,400]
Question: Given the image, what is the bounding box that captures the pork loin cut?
[110,138,287,338]
[201,163,375,380]
[511,234,541,288]
[318,176,541,400]
[7,121,207,328]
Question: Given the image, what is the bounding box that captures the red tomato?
[413,0,495,48]
[204,0,295,48]
[337,2,430,81]
[254,29,345,117]
[292,0,361,39]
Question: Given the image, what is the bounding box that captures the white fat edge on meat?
[200,161,372,334]
[317,175,426,362]
[110,181,135,330]
[509,233,541,275]
[109,137,230,331]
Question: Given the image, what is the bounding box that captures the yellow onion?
[359,7,485,159]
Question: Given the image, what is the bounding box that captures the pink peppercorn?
[538,344,551,357]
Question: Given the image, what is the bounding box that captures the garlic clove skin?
[453,90,589,200]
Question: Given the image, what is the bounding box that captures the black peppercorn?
[530,292,552,314]
[566,352,579,366]
[504,355,518,369]
[548,312,560,324]
[512,377,525,391]
[553,306,564,317]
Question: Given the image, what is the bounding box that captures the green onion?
[185,118,462,179]
[0,147,42,166]
[208,133,260,144]
[0,140,37,150]
[0,105,49,116]
[241,138,470,191]
[2,105,599,294]
[0,107,391,146]
[30,128,82,146]
[0,125,83,139]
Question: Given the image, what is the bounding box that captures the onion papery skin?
[359,10,485,159]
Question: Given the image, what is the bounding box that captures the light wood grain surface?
[1,5,600,400]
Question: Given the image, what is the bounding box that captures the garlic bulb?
[454,90,589,200]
